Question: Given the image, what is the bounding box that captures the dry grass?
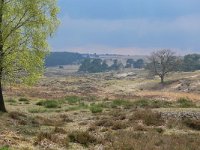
[35,131,69,148]
[129,109,165,126]
[2,70,200,149]
[104,131,200,150]
[136,91,200,101]
[68,130,97,146]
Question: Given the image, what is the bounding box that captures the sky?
[49,0,200,55]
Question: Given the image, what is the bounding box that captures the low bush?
[18,98,29,102]
[54,127,67,134]
[35,132,69,147]
[111,121,128,130]
[36,100,61,108]
[68,131,97,146]
[90,104,103,113]
[95,119,114,127]
[183,119,200,130]
[130,110,164,126]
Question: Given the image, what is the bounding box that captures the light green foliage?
[0,0,59,84]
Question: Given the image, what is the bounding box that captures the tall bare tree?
[146,49,179,83]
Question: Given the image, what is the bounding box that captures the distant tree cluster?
[110,59,124,71]
[146,49,200,83]
[79,59,108,73]
[79,59,124,73]
[125,59,145,69]
[181,54,200,72]
[45,52,83,67]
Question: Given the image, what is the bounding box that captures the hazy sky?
[49,0,200,55]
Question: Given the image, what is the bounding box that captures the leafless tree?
[147,49,179,83]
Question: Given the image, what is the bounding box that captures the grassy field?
[1,67,200,149]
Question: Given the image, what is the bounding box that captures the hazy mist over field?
[49,0,200,55]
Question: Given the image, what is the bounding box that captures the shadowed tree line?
[45,52,83,67]
[78,58,124,73]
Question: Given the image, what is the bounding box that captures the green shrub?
[90,105,103,113]
[68,131,97,146]
[0,146,10,150]
[36,100,60,108]
[18,98,29,102]
[176,98,195,108]
[45,101,60,108]
[65,96,81,104]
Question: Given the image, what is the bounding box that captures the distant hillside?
[45,52,83,67]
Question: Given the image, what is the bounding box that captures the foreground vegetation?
[1,95,200,149]
[1,68,200,149]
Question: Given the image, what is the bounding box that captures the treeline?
[180,54,200,72]
[78,59,124,73]
[78,58,144,73]
[125,59,145,69]
[126,53,200,72]
[79,53,200,74]
[45,52,83,67]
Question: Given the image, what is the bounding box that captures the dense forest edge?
[45,52,84,67]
